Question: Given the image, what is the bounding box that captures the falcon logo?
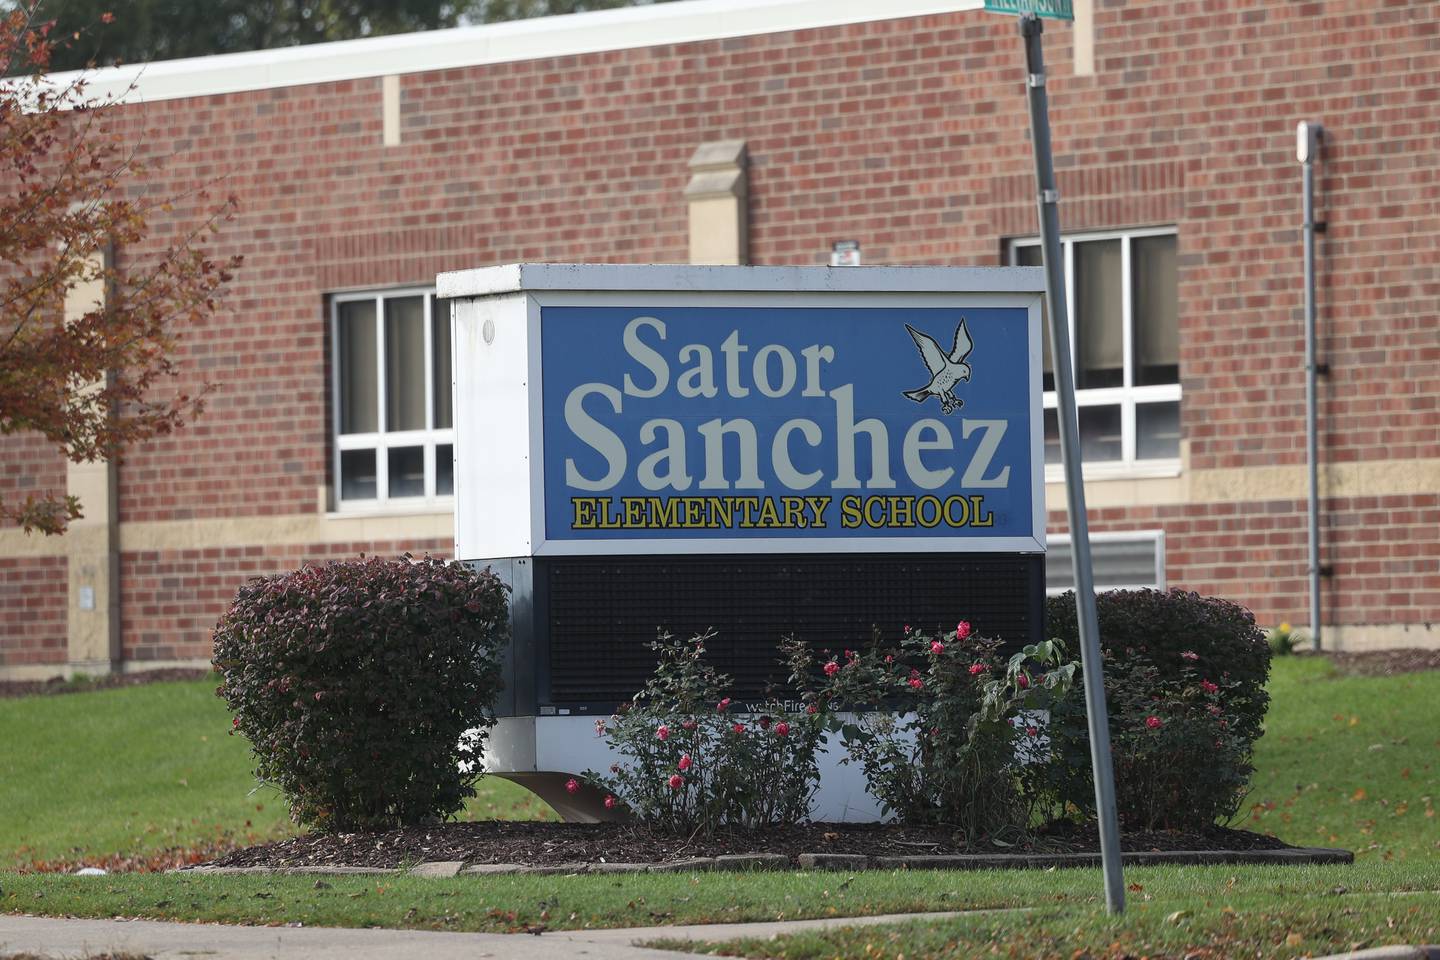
[901,319,973,415]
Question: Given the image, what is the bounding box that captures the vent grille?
[1046,533,1163,594]
[544,553,1042,707]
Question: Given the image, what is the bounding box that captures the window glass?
[1014,244,1054,392]
[338,300,377,434]
[385,296,426,432]
[432,297,453,430]
[1042,408,1062,465]
[1137,401,1181,460]
[1078,405,1122,462]
[339,449,376,500]
[436,443,454,496]
[1073,239,1123,389]
[387,446,425,498]
[1133,234,1179,386]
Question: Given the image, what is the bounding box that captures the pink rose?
[681,718,698,730]
[732,722,745,734]
[884,655,895,664]
[969,663,985,676]
[909,677,924,690]
[956,621,972,640]
[678,754,693,771]
[717,697,731,712]
[904,624,911,633]
[1180,650,1199,661]
[1017,673,1030,689]
[668,774,684,790]
[1145,716,1163,730]
[775,721,790,737]
[1200,679,1219,694]
[1025,726,1039,738]
[656,724,670,741]
[823,661,840,677]
[565,777,580,794]
[930,641,945,655]
[604,795,617,809]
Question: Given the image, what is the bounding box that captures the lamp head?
[1297,121,1323,164]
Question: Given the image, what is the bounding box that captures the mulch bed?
[1313,647,1440,677]
[0,667,211,699]
[208,820,1288,871]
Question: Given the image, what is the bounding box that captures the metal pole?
[1018,13,1125,915]
[1301,130,1323,651]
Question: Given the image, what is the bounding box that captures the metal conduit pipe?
[1298,121,1324,650]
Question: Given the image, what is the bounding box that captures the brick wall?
[1049,491,1440,629]
[0,557,67,666]
[0,437,68,530]
[120,538,451,663]
[2,0,1437,667]
[95,0,1435,518]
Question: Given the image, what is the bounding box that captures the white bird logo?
[902,319,973,415]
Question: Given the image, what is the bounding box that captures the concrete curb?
[1312,948,1440,960]
[178,845,1353,877]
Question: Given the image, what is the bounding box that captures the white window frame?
[1008,226,1182,482]
[329,286,455,514]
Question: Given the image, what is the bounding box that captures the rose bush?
[815,624,1077,842]
[589,632,825,835]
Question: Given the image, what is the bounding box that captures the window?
[1008,227,1181,477]
[331,289,454,509]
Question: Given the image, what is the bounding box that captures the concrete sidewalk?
[0,913,700,960]
[0,909,982,959]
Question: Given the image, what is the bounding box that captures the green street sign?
[984,0,1074,19]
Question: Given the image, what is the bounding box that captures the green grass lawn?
[651,863,1440,959]
[652,655,1440,958]
[0,677,552,871]
[2,657,1437,958]
[1242,656,1438,861]
[2,860,1434,939]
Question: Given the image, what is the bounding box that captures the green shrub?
[590,632,825,835]
[212,554,508,831]
[1040,589,1271,830]
[817,624,1077,841]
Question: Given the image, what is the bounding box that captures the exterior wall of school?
[1,0,1438,675]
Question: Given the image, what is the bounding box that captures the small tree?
[0,4,239,534]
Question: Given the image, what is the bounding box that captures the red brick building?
[3,0,1437,678]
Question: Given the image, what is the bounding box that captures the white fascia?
[37,0,985,108]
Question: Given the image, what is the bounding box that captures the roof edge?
[41,0,985,108]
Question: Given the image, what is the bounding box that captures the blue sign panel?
[539,304,1038,547]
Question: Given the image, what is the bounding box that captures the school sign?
[438,264,1048,819]
[441,264,1046,559]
